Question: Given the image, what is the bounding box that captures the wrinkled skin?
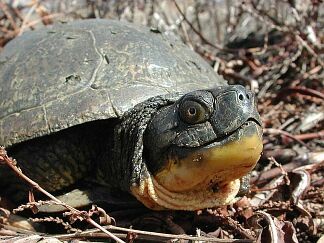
[116,85,263,210]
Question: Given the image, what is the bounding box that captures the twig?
[0,2,18,32]
[30,217,79,233]
[251,160,306,184]
[264,128,310,150]
[54,224,254,242]
[278,87,324,100]
[293,131,324,141]
[222,68,258,88]
[19,13,62,30]
[173,0,226,51]
[295,35,324,67]
[18,1,37,35]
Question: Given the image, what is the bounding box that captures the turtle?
[0,19,263,211]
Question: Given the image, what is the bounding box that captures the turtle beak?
[208,85,261,137]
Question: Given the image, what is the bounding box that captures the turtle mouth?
[203,118,262,149]
[153,119,263,193]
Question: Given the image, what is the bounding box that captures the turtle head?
[129,85,263,210]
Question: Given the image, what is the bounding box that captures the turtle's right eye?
[179,100,208,124]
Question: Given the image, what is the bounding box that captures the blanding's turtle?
[0,19,263,210]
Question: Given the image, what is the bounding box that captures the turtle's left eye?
[179,100,207,124]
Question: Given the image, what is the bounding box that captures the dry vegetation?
[0,0,323,242]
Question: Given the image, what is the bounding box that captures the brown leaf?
[290,169,311,204]
[254,211,299,243]
[234,196,254,219]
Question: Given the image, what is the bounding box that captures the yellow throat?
[131,124,263,210]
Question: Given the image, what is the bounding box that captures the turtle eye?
[179,100,207,124]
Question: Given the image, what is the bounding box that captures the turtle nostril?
[238,94,244,101]
[246,93,250,99]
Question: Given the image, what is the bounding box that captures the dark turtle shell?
[0,19,225,147]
